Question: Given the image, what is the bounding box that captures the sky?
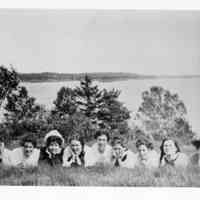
[0,10,200,75]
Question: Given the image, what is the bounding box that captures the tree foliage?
[49,112,96,142]
[53,87,77,116]
[75,75,102,119]
[136,86,192,140]
[53,75,131,137]
[5,86,41,122]
[97,89,130,133]
[0,66,20,108]
[0,66,50,139]
[3,85,50,138]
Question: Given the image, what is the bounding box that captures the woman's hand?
[17,162,26,169]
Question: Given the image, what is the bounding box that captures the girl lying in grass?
[111,136,136,169]
[135,137,159,169]
[0,136,13,167]
[89,130,113,166]
[159,138,189,169]
[39,130,65,167]
[12,135,40,168]
[190,133,200,166]
[63,134,92,167]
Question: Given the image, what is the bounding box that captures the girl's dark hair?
[111,136,126,148]
[21,135,37,148]
[95,130,110,141]
[136,137,154,150]
[159,138,181,163]
[68,134,85,147]
[191,140,200,150]
[46,136,63,147]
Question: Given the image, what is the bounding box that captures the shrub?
[136,86,193,141]
[0,65,20,109]
[53,87,77,116]
[49,112,96,142]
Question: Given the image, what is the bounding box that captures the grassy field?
[0,142,199,187]
[1,164,200,186]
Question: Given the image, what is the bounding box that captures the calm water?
[23,78,200,132]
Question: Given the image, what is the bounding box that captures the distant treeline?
[18,72,200,83]
[18,72,157,82]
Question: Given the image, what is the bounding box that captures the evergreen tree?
[97,89,130,134]
[53,87,77,116]
[53,75,131,137]
[75,75,102,120]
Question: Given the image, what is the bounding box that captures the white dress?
[63,145,92,167]
[0,148,13,166]
[160,152,189,168]
[135,150,159,169]
[11,147,40,168]
[88,143,113,166]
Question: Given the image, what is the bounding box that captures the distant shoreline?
[19,72,200,83]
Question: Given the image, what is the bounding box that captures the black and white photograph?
[0,9,200,187]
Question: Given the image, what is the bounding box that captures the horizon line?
[18,71,200,77]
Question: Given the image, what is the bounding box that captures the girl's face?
[23,142,34,157]
[70,140,82,155]
[48,142,61,155]
[97,135,108,153]
[163,140,177,156]
[113,144,124,158]
[138,144,149,160]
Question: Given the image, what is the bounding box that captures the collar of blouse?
[163,152,180,166]
[45,148,62,159]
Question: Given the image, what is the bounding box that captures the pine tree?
[53,75,131,137]
[97,88,130,133]
[53,87,77,116]
[75,75,102,121]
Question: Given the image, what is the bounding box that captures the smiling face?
[163,140,178,156]
[97,135,108,153]
[48,141,61,155]
[23,142,34,157]
[113,143,124,158]
[138,144,149,160]
[70,140,82,155]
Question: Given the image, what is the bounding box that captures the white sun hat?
[44,130,65,147]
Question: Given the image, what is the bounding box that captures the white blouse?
[0,148,13,166]
[135,150,159,169]
[160,152,189,168]
[88,143,113,166]
[63,145,92,167]
[11,147,40,168]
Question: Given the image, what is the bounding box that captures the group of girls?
[0,129,195,170]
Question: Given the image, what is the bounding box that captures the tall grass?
[0,164,200,186]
